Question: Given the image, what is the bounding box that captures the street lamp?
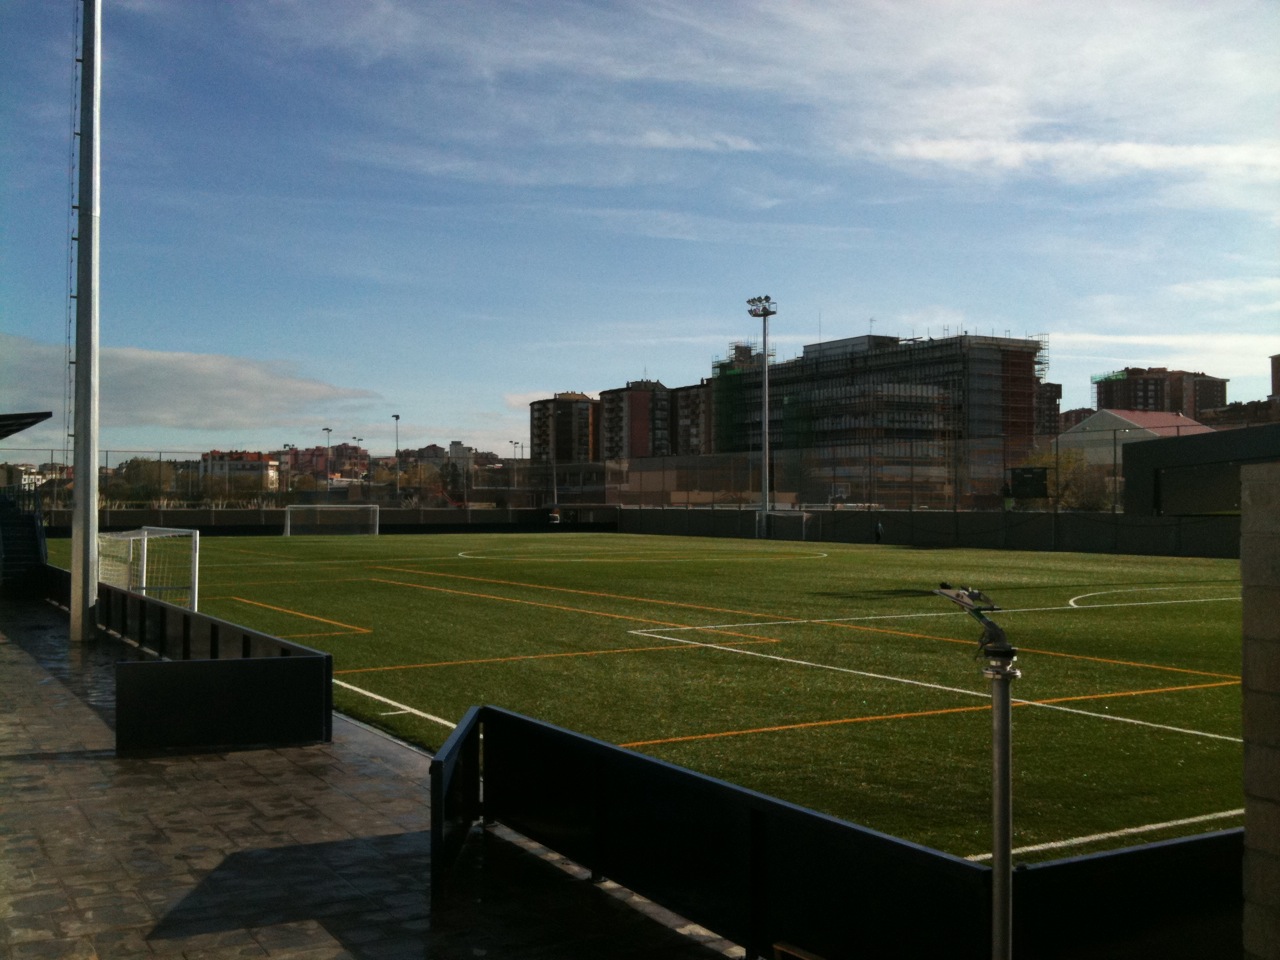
[747,295,777,539]
[323,427,332,494]
[353,437,364,497]
[393,415,401,500]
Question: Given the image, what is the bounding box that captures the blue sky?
[2,0,1277,461]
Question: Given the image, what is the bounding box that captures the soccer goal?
[283,503,380,536]
[98,526,199,611]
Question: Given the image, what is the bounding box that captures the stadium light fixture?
[934,584,1019,960]
[746,296,777,539]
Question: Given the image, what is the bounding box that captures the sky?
[2,0,1277,462]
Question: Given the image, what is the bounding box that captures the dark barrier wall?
[435,706,989,960]
[433,705,1242,960]
[1014,830,1243,959]
[88,578,333,754]
[617,507,1241,558]
[41,504,1239,557]
[44,505,620,536]
[116,656,331,752]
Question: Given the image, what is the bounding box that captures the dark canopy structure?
[0,412,52,442]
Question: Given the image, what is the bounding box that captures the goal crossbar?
[283,504,380,536]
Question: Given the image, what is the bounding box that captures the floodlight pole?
[746,296,777,539]
[71,0,102,643]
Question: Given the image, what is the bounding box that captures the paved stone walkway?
[0,597,737,959]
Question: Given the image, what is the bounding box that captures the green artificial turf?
[50,531,1243,860]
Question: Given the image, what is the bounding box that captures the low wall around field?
[40,505,1240,558]
[616,507,1241,558]
[43,505,619,537]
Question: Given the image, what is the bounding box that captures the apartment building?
[599,381,671,460]
[530,392,599,464]
[1091,367,1228,419]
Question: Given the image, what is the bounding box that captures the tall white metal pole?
[747,297,777,539]
[71,0,101,642]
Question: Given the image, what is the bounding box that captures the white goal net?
[98,526,200,610]
[283,504,380,536]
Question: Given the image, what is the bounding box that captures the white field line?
[799,594,1239,628]
[456,550,829,562]
[965,808,1245,862]
[631,623,1243,743]
[632,627,985,700]
[332,678,456,730]
[1068,586,1239,607]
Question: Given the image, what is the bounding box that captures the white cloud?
[0,334,380,450]
[1168,277,1280,302]
[1049,331,1279,379]
[885,140,1280,182]
[503,391,553,411]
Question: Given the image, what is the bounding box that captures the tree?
[1014,447,1112,511]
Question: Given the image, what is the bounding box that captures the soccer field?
[57,531,1243,861]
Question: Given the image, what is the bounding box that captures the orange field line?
[372,566,777,620]
[1024,679,1239,706]
[1007,646,1238,680]
[365,574,780,646]
[366,578,757,640]
[223,597,371,634]
[621,678,1240,748]
[333,637,775,675]
[821,621,1239,679]
[621,704,993,747]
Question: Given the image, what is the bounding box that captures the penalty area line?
[332,678,455,730]
[965,808,1244,862]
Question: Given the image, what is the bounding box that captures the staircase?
[0,489,48,587]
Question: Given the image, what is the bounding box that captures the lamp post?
[281,443,295,498]
[510,440,520,502]
[747,296,777,539]
[352,437,364,498]
[392,415,400,500]
[322,427,332,495]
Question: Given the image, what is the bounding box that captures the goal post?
[98,526,199,611]
[283,503,380,536]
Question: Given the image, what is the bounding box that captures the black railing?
[432,706,989,959]
[432,705,1242,960]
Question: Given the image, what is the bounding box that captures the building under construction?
[703,332,1055,508]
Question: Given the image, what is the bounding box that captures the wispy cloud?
[240,0,1279,211]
